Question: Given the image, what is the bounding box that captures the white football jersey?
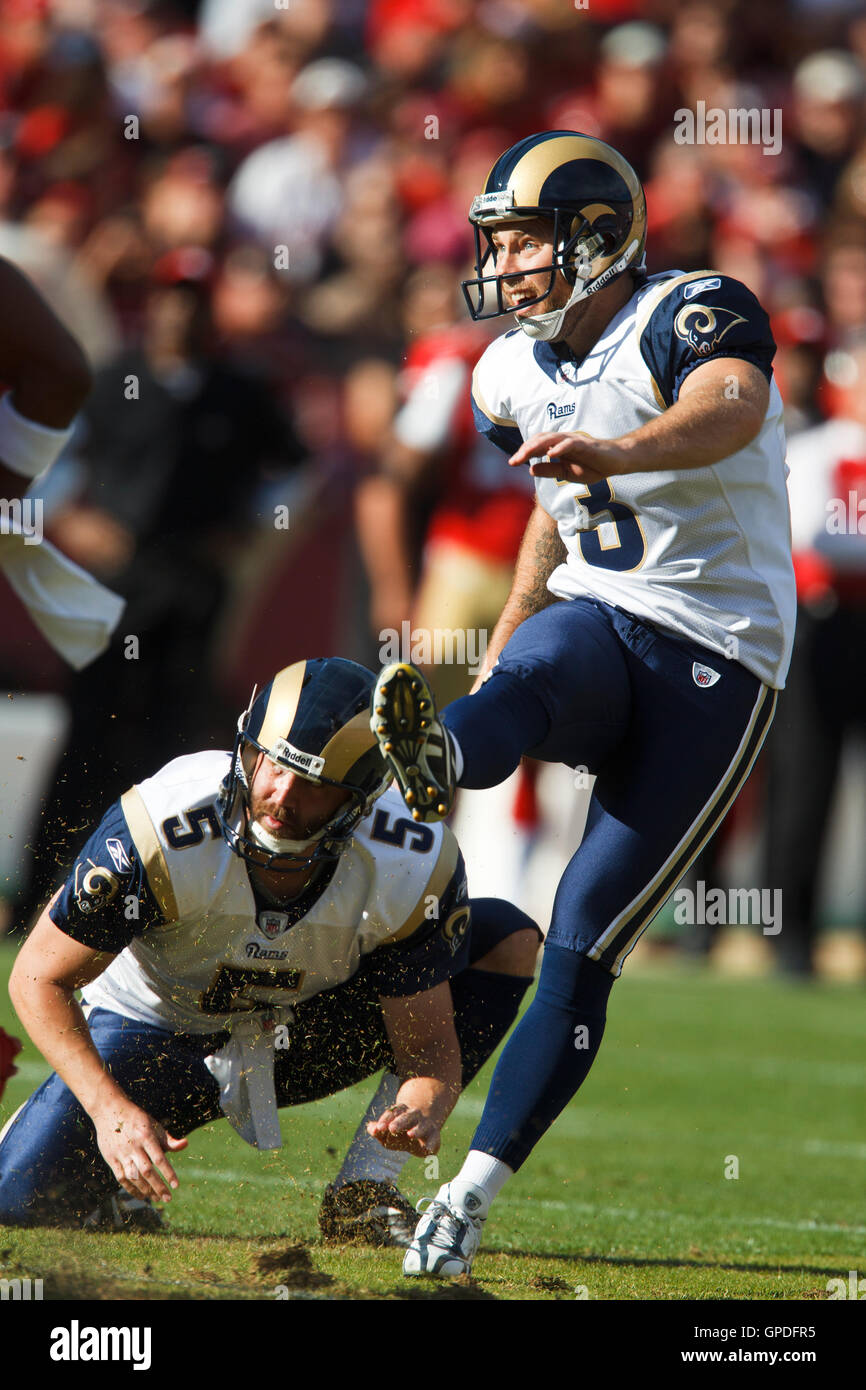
[53,752,468,1033]
[471,270,796,688]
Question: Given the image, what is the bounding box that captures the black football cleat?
[82,1193,166,1232]
[318,1180,418,1248]
[370,663,456,823]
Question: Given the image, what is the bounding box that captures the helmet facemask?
[463,203,640,342]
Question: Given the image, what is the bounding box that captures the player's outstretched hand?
[509,430,629,485]
[367,1103,441,1157]
[93,1101,188,1205]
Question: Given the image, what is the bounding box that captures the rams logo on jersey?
[73,861,120,914]
[442,905,471,955]
[674,304,747,357]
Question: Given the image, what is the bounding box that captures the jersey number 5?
[574,481,646,572]
[370,809,434,853]
[162,805,221,850]
[200,964,305,1014]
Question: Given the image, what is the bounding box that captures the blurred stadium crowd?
[1,0,866,975]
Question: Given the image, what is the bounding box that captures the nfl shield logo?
[259,910,289,939]
[692,662,721,688]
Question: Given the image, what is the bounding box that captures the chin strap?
[248,817,326,857]
[517,238,645,342]
[516,276,591,341]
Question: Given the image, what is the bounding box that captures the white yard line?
[179,1167,866,1238]
[489,1199,866,1238]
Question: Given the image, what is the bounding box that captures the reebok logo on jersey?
[105,837,132,873]
[692,663,721,688]
[683,277,721,300]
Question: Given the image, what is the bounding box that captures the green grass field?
[0,940,863,1301]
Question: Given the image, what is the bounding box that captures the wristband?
[0,392,74,479]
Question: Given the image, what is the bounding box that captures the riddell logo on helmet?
[583,241,641,296]
[272,740,325,778]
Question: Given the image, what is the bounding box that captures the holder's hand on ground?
[367,1103,441,1157]
[93,1101,188,1204]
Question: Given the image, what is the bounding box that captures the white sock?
[451,1149,514,1209]
[332,1072,410,1188]
[449,730,464,782]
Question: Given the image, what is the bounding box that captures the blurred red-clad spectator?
[767,336,866,973]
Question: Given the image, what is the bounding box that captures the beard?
[247,794,326,855]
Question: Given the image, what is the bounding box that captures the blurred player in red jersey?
[357,263,535,709]
[0,1027,22,1104]
[356,265,542,867]
[768,335,866,975]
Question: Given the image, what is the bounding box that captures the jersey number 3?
[574,481,646,572]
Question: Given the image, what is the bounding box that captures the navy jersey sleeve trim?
[639,275,776,408]
[675,348,774,398]
[364,858,471,998]
[471,397,523,456]
[49,798,168,952]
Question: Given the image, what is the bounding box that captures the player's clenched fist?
[367,1103,441,1157]
[92,1100,188,1204]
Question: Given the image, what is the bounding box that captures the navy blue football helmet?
[217,658,391,871]
[462,130,647,340]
